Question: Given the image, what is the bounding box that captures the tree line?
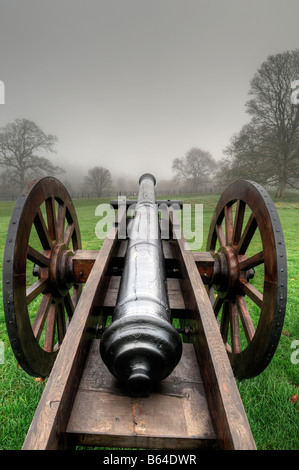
[1,49,299,199]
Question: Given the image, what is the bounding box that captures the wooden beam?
[192,251,215,284]
[168,208,256,450]
[22,207,126,450]
[72,250,99,283]
[71,247,215,284]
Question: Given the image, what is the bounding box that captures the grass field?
[0,192,298,450]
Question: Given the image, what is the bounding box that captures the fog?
[1,1,299,187]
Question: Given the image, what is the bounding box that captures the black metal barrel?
[100,173,182,395]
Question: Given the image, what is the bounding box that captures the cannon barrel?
[100,173,182,395]
[109,198,183,208]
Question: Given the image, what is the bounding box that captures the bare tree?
[224,50,299,198]
[84,166,112,196]
[172,147,216,192]
[0,118,61,191]
[222,122,281,186]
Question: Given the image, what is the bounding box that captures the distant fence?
[0,186,216,202]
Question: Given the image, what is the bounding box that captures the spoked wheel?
[207,180,287,379]
[3,177,82,378]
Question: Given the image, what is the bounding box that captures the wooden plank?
[168,209,256,450]
[66,341,216,449]
[22,207,126,450]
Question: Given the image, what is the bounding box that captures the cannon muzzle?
[100,173,182,395]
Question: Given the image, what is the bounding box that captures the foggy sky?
[1,0,299,183]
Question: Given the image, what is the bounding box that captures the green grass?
[0,194,298,450]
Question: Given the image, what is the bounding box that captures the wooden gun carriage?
[2,173,287,450]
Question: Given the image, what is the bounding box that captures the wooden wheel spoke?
[57,301,66,345]
[208,286,215,305]
[230,302,241,354]
[64,222,75,247]
[213,295,223,317]
[239,251,264,271]
[34,209,52,250]
[237,213,258,255]
[216,222,226,247]
[236,295,255,343]
[224,204,233,245]
[72,284,82,307]
[57,203,66,241]
[220,301,230,343]
[26,278,49,305]
[27,245,50,267]
[44,302,57,353]
[232,200,246,245]
[239,279,263,308]
[32,293,52,341]
[64,292,75,318]
[46,196,58,241]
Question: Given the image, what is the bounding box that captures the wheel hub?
[33,243,75,299]
[212,246,254,301]
[49,243,75,298]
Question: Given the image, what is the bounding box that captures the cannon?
[100,174,182,395]
[2,173,287,450]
